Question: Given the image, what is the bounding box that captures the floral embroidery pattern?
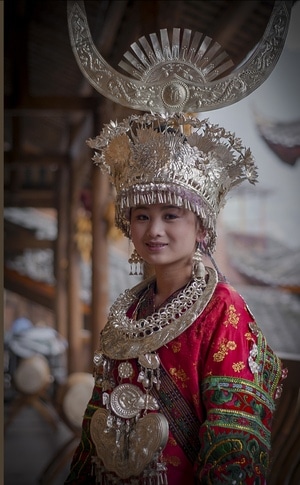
[213,338,237,362]
[165,455,181,467]
[192,392,200,409]
[245,331,254,341]
[169,366,189,388]
[223,304,240,328]
[232,361,246,372]
[171,342,181,353]
[168,436,177,447]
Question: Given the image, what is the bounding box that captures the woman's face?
[130,204,204,271]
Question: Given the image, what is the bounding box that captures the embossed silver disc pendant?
[110,383,159,418]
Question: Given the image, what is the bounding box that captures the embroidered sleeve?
[195,283,284,485]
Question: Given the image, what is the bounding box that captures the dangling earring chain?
[128,248,144,276]
[207,249,227,282]
[192,243,206,287]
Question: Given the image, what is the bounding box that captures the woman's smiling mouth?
[146,242,167,250]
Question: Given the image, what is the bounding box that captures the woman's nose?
[146,217,163,237]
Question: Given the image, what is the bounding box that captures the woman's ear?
[195,218,206,243]
[196,233,206,244]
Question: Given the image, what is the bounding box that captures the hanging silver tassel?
[142,454,168,485]
[128,248,144,275]
[192,244,206,287]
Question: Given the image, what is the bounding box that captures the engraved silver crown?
[68,1,291,113]
[87,113,258,252]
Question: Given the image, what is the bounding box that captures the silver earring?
[128,249,144,275]
[192,244,206,286]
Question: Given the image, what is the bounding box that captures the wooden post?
[90,164,110,354]
[54,163,69,339]
[67,157,84,374]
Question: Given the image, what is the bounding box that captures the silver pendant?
[91,408,169,479]
[118,361,134,379]
[110,383,159,418]
[138,352,160,369]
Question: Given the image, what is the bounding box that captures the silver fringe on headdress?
[87,113,258,253]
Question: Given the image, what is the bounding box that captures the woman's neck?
[153,266,192,309]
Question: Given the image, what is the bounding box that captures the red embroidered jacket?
[65,281,284,484]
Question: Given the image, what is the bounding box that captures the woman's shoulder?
[201,278,255,327]
[211,280,248,308]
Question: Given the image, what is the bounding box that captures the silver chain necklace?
[100,267,218,359]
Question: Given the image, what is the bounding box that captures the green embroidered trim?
[206,408,271,449]
[197,427,269,485]
[200,376,274,456]
[202,375,275,411]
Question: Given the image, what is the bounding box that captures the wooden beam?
[4,267,55,310]
[95,0,130,56]
[4,189,55,208]
[4,236,53,253]
[4,95,99,112]
[4,266,90,316]
[4,153,68,166]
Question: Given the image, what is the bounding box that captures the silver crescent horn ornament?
[67,0,292,114]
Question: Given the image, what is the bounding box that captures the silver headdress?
[68,1,292,251]
[68,1,292,114]
[87,113,257,252]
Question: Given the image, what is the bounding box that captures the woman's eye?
[136,214,148,220]
[165,213,178,220]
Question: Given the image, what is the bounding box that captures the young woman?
[65,113,285,485]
